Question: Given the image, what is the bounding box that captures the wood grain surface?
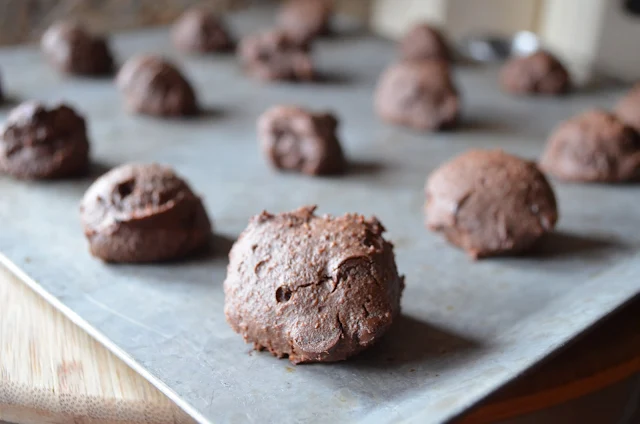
[0,259,638,424]
[0,264,194,424]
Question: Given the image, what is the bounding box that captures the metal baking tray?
[1,6,639,424]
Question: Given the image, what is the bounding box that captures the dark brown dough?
[615,83,640,132]
[540,109,640,182]
[238,30,314,82]
[258,105,346,175]
[425,150,558,259]
[375,61,459,131]
[171,6,234,53]
[0,102,89,179]
[80,163,212,263]
[500,51,571,96]
[41,21,114,76]
[399,23,450,62]
[224,205,404,364]
[277,0,332,45]
[116,55,198,117]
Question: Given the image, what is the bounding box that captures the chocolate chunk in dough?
[172,6,234,53]
[238,30,314,82]
[116,55,198,117]
[500,51,571,96]
[615,83,640,132]
[425,150,558,259]
[399,23,450,62]
[41,21,114,76]
[258,105,346,175]
[277,0,332,45]
[224,205,404,364]
[540,109,640,183]
[375,60,459,131]
[80,163,212,263]
[0,102,89,179]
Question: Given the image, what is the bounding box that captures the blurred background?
[1,0,639,82]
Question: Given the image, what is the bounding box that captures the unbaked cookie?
[425,150,558,259]
[41,21,114,76]
[116,55,198,117]
[375,60,459,131]
[80,163,212,263]
[500,51,570,96]
[0,102,89,179]
[258,105,346,175]
[540,109,640,182]
[224,205,404,363]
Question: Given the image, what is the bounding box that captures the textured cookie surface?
[80,163,212,263]
[224,206,404,364]
[258,105,346,175]
[116,55,198,117]
[540,109,640,183]
[0,102,89,179]
[425,150,558,259]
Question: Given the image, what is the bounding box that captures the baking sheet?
[1,7,640,424]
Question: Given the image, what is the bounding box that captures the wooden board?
[0,264,194,424]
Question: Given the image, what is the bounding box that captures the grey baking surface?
[1,7,640,424]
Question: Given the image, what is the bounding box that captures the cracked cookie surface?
[425,150,558,259]
[224,205,404,364]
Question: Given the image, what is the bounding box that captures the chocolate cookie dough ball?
[238,30,314,82]
[171,6,234,53]
[116,55,197,117]
[80,163,212,263]
[615,83,640,132]
[375,61,459,131]
[258,106,346,175]
[0,102,89,179]
[224,206,404,364]
[425,150,558,259]
[277,0,332,45]
[500,51,571,96]
[399,23,450,62]
[540,110,640,183]
[41,21,114,76]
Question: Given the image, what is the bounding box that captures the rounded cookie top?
[399,23,450,62]
[540,109,640,183]
[41,21,114,76]
[116,55,198,117]
[277,0,332,45]
[238,29,314,82]
[80,163,212,263]
[375,60,459,131]
[500,51,570,96]
[615,83,640,132]
[171,6,234,53]
[425,149,558,259]
[224,205,404,364]
[258,105,346,175]
[0,101,89,179]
